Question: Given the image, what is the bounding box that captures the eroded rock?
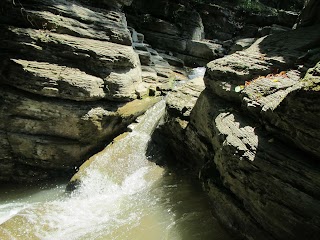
[159,9,320,240]
[190,91,320,240]
[0,85,160,181]
[0,0,150,182]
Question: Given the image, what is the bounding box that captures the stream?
[0,100,233,240]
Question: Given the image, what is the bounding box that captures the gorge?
[0,0,320,239]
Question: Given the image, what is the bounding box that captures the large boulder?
[205,24,320,103]
[0,25,140,101]
[103,0,133,9]
[0,0,133,45]
[158,77,206,171]
[0,84,159,182]
[188,90,320,240]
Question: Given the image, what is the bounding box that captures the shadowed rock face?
[125,0,306,69]
[296,0,320,28]
[0,0,163,182]
[126,0,227,67]
[159,1,320,237]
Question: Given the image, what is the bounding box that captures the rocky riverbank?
[0,0,175,182]
[158,1,320,239]
[1,0,320,239]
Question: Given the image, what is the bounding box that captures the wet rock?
[166,77,205,120]
[159,77,206,170]
[162,77,320,239]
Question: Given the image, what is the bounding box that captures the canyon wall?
[159,1,320,239]
[1,0,320,239]
[0,0,162,182]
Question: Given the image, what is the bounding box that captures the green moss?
[237,0,277,15]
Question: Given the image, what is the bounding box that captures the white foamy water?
[0,100,232,240]
[188,67,206,79]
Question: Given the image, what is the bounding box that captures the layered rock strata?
[160,17,320,240]
[126,0,303,67]
[0,0,158,182]
[126,0,226,66]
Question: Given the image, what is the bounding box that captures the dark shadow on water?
[146,128,237,240]
[175,90,320,240]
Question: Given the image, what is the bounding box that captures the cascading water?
[0,100,232,240]
[188,67,206,80]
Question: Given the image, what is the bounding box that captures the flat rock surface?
[1,59,106,101]
[205,24,320,102]
[166,77,205,121]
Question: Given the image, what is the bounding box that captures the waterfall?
[188,67,206,79]
[0,100,166,239]
[0,100,232,240]
[132,29,139,43]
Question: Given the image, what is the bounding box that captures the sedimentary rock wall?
[125,0,304,68]
[0,0,156,182]
[125,0,226,66]
[295,0,320,28]
[160,1,320,239]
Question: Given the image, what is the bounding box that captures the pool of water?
[0,171,233,240]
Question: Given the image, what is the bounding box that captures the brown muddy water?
[0,101,233,240]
